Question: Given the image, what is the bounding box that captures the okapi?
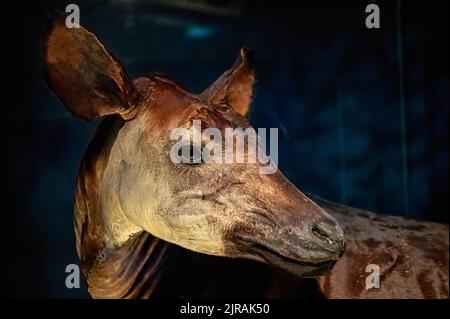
[44,17,448,299]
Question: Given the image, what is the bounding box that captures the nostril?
[309,224,337,247]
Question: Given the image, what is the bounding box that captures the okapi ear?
[44,17,139,121]
[201,47,255,117]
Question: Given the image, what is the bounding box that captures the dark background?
[6,0,448,298]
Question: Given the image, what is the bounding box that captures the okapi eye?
[179,143,203,165]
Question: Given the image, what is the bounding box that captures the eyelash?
[178,144,204,165]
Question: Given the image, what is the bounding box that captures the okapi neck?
[74,115,169,298]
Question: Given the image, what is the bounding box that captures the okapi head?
[44,18,345,284]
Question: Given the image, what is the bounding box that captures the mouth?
[239,239,339,277]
